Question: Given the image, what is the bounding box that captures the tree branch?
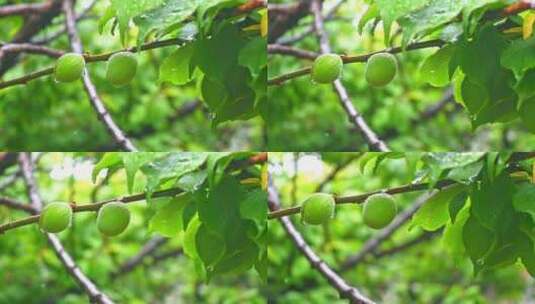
[315,154,361,192]
[0,1,54,17]
[267,39,444,86]
[18,152,114,304]
[0,186,185,234]
[62,0,137,151]
[0,197,37,213]
[268,44,319,60]
[276,0,346,45]
[0,0,63,75]
[268,152,535,220]
[111,236,168,278]
[0,38,186,90]
[269,186,375,304]
[310,0,389,152]
[372,231,439,259]
[0,43,64,58]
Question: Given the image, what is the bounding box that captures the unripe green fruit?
[301,193,335,225]
[96,202,130,236]
[39,202,72,233]
[362,193,396,229]
[365,53,397,87]
[106,52,138,87]
[520,97,535,133]
[54,53,85,83]
[311,54,343,84]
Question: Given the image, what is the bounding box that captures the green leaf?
[501,34,535,78]
[412,184,466,231]
[513,183,535,222]
[159,43,196,85]
[142,153,207,197]
[446,160,483,184]
[470,173,515,230]
[516,232,535,277]
[420,44,456,87]
[213,239,258,275]
[98,6,117,34]
[110,0,164,45]
[149,194,190,237]
[92,152,122,183]
[122,152,162,193]
[375,0,430,44]
[424,152,485,170]
[196,224,226,268]
[449,191,468,223]
[399,0,463,47]
[177,170,207,192]
[460,77,488,115]
[193,23,244,81]
[238,37,267,77]
[133,0,198,45]
[463,215,495,270]
[184,215,201,258]
[357,4,379,34]
[442,202,470,264]
[239,188,268,238]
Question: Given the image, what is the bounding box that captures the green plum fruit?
[54,53,85,83]
[362,193,396,229]
[106,51,138,87]
[301,193,335,225]
[39,202,72,233]
[365,53,397,87]
[97,202,131,236]
[311,53,343,84]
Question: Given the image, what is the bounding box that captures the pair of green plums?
[54,51,138,86]
[39,202,130,237]
[300,192,397,229]
[311,52,398,87]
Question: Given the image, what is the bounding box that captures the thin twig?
[268,44,319,60]
[276,0,346,45]
[18,152,114,304]
[310,0,389,152]
[372,231,439,259]
[111,236,168,279]
[62,0,137,151]
[32,0,98,45]
[269,186,375,304]
[0,197,37,213]
[0,43,64,58]
[315,154,361,193]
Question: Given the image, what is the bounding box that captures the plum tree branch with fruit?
[18,152,115,304]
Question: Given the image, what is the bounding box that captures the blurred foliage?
[0,153,265,303]
[267,0,535,151]
[268,152,534,303]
